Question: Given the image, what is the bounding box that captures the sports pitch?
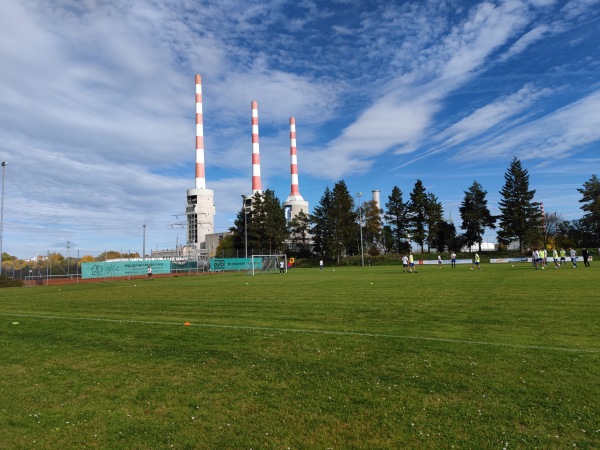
[1,263,599,449]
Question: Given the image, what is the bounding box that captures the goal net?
[249,254,287,276]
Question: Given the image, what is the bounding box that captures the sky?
[1,0,599,259]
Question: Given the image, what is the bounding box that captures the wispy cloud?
[453,89,600,163]
[1,0,599,257]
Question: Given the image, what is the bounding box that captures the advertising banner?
[81,260,171,279]
[210,258,260,271]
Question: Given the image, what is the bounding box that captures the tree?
[408,180,428,253]
[577,174,600,243]
[497,157,541,252]
[310,187,335,259]
[384,186,410,254]
[431,220,459,253]
[459,181,496,252]
[214,234,236,258]
[249,190,288,254]
[288,210,312,257]
[425,192,444,253]
[538,211,566,250]
[310,181,357,262]
[331,181,358,261]
[230,190,288,255]
[362,199,383,255]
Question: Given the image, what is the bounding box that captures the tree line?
[2,158,598,269]
[218,157,599,259]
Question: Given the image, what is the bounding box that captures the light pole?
[0,161,7,276]
[142,224,146,260]
[356,192,364,267]
[241,195,248,259]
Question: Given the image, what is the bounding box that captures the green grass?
[1,263,599,449]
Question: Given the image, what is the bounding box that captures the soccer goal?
[248,254,287,276]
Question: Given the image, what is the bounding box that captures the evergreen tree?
[577,174,600,243]
[251,190,288,254]
[230,190,288,255]
[230,208,248,253]
[408,180,428,253]
[384,186,410,254]
[310,182,357,261]
[331,181,358,261]
[431,220,459,253]
[288,210,312,257]
[459,181,496,252]
[497,157,541,251]
[310,187,335,259]
[425,192,444,253]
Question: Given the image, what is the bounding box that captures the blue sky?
[1,0,599,259]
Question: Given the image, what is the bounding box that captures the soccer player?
[559,248,566,266]
[450,251,457,268]
[409,252,416,273]
[401,254,409,272]
[473,253,481,270]
[569,248,577,268]
[438,254,442,268]
[552,248,559,268]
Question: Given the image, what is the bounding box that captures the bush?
[0,275,24,288]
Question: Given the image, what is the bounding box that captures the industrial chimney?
[284,117,309,222]
[186,74,215,251]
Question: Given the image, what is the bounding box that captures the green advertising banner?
[81,260,171,279]
[210,258,260,271]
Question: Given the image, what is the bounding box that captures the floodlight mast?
[242,195,248,259]
[0,161,6,276]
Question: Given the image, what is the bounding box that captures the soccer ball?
[470,268,473,270]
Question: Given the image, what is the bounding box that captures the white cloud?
[453,89,600,162]
[436,83,554,147]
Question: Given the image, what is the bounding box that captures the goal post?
[249,254,287,276]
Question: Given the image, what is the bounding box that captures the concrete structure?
[186,74,215,251]
[205,231,234,257]
[284,117,309,222]
[372,190,381,211]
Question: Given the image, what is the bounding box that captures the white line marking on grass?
[2,312,599,354]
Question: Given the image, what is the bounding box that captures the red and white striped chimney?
[195,74,206,189]
[289,117,300,197]
[251,100,262,194]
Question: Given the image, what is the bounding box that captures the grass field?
[1,263,599,449]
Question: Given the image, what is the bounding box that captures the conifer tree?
[408,180,428,253]
[497,157,541,251]
[384,186,410,254]
[577,174,600,242]
[310,187,335,259]
[459,180,496,252]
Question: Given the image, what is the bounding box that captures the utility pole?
[142,224,146,260]
[0,161,7,276]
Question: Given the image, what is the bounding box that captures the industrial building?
[152,75,309,261]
